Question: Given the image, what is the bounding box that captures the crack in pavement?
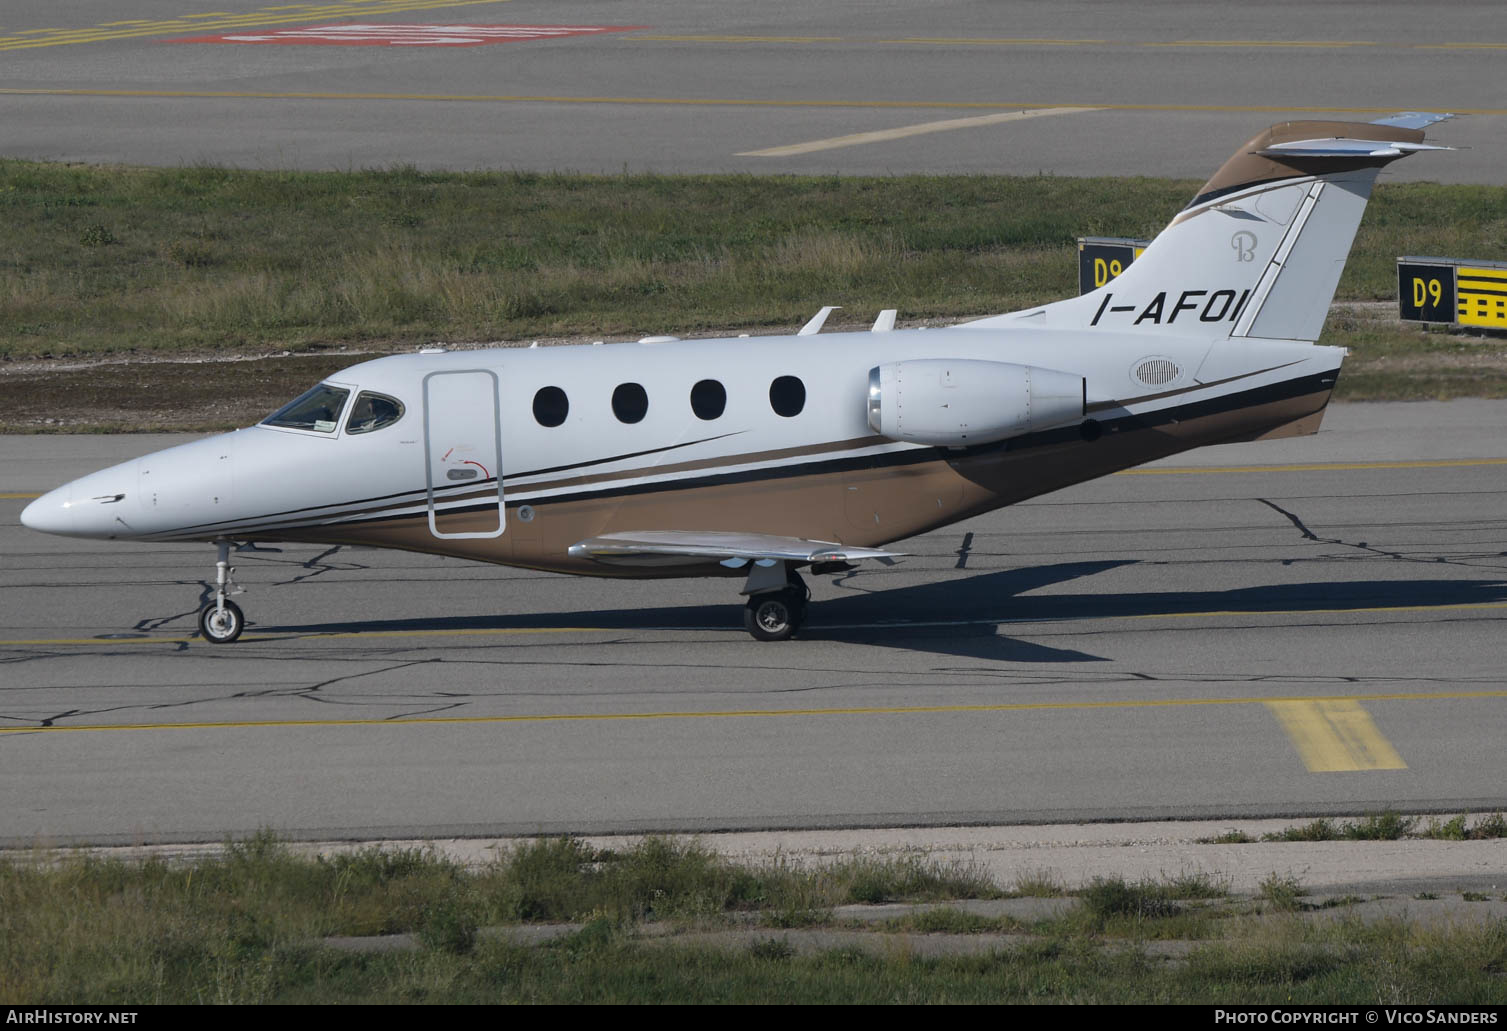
[291,660,446,706]
[0,661,449,728]
[270,546,371,588]
[1257,497,1507,572]
[1258,497,1320,541]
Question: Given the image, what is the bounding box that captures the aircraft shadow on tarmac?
[258,561,1507,664]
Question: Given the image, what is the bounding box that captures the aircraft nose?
[20,468,137,539]
[20,485,75,535]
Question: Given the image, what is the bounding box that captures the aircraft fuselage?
[23,324,1340,578]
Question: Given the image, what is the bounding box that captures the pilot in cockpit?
[347,393,402,434]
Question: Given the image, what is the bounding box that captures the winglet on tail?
[1187,115,1450,210]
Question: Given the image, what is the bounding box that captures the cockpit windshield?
[262,384,350,433]
[345,392,405,434]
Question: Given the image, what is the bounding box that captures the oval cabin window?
[769,375,806,418]
[690,379,726,421]
[612,382,649,424]
[532,386,569,428]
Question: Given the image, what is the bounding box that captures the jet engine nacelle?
[866,359,1085,447]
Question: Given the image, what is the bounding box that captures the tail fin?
[965,115,1451,341]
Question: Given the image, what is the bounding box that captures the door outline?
[423,369,504,539]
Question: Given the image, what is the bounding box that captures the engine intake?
[867,359,1084,447]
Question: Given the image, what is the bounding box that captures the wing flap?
[567,530,901,567]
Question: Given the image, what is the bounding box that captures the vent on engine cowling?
[1133,358,1181,388]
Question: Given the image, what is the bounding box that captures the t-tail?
[966,113,1453,341]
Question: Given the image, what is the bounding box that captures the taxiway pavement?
[3,401,1506,846]
[0,0,1501,181]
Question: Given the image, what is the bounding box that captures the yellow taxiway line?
[1119,457,1507,476]
[2,89,1506,118]
[630,35,1507,52]
[0,625,600,647]
[7,18,1505,53]
[0,687,1497,736]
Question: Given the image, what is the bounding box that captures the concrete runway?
[0,0,1501,181]
[4,401,1507,846]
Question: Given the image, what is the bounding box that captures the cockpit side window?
[261,384,351,433]
[345,391,406,435]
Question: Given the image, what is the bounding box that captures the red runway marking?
[168,24,646,47]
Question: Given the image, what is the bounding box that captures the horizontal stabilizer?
[1258,138,1454,158]
[1370,111,1454,130]
[568,530,901,568]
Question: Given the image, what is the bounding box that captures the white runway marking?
[736,106,1103,157]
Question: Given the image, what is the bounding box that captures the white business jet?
[22,115,1451,642]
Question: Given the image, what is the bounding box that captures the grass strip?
[3,832,1505,1003]
[1200,810,1507,844]
[2,161,1503,361]
[2,162,1166,359]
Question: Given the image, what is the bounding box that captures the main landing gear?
[742,563,810,642]
[197,539,245,644]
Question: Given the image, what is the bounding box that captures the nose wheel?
[198,539,246,644]
[198,598,245,643]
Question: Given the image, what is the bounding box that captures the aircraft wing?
[567,531,901,568]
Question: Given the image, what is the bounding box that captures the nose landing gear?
[197,539,245,644]
[741,563,810,642]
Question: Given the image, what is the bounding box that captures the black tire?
[198,600,244,644]
[744,590,804,642]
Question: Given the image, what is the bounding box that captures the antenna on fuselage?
[871,309,897,333]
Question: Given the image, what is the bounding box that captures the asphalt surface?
[0,0,1501,180]
[4,401,1507,847]
[2,2,1505,866]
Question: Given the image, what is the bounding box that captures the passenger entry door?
[423,369,504,539]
